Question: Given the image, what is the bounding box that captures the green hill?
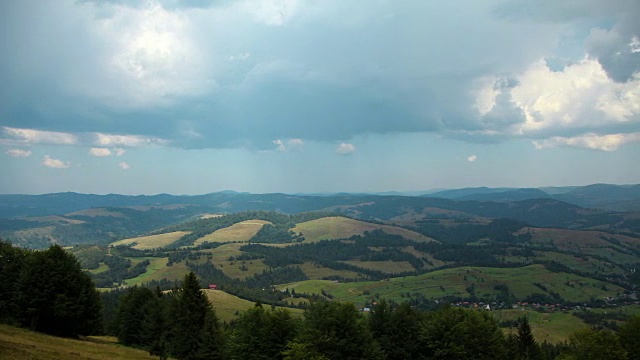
[277,264,625,306]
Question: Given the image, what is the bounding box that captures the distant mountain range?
[1,183,639,220]
[427,183,640,211]
[1,183,640,249]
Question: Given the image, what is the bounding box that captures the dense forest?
[101,272,640,360]
[0,240,102,337]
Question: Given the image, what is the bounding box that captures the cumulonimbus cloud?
[1,0,638,152]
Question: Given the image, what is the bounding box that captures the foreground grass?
[0,324,157,360]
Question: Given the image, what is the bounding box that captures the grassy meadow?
[278,264,626,306]
[195,219,271,245]
[0,324,158,360]
[292,216,434,243]
[203,289,304,323]
[111,231,191,250]
[498,309,587,344]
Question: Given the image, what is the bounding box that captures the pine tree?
[143,288,169,360]
[117,286,155,346]
[562,327,627,360]
[369,301,426,360]
[229,303,298,360]
[617,316,640,360]
[169,272,224,360]
[516,316,543,360]
[422,306,505,360]
[284,301,383,360]
[0,240,27,325]
[16,245,102,337]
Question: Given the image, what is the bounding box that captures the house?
[209,284,218,290]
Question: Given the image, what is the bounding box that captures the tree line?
[0,240,102,337]
[112,274,640,360]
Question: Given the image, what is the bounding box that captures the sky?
[1,0,639,195]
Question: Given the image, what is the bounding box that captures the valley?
[2,186,640,348]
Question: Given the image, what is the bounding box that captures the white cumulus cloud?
[93,133,166,147]
[89,147,112,157]
[42,155,71,169]
[273,139,286,152]
[273,138,304,152]
[336,143,355,155]
[3,127,77,145]
[467,155,477,162]
[118,162,131,170]
[114,148,126,156]
[6,148,32,158]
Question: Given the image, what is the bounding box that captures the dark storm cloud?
[1,0,638,152]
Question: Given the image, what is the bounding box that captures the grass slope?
[195,219,272,245]
[203,289,303,322]
[0,324,157,360]
[498,309,587,344]
[111,231,191,250]
[278,264,624,306]
[292,216,434,243]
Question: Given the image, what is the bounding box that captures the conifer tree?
[561,327,627,360]
[369,301,426,360]
[516,316,542,360]
[619,316,640,360]
[170,271,224,360]
[117,286,156,346]
[422,306,505,360]
[284,301,383,360]
[16,245,102,337]
[0,240,26,325]
[229,303,298,360]
[142,288,169,360]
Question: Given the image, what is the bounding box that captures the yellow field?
[111,231,191,250]
[0,324,157,360]
[292,216,435,243]
[203,289,303,323]
[195,219,272,245]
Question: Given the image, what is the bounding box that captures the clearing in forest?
[195,219,272,245]
[110,231,191,250]
[292,216,434,243]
